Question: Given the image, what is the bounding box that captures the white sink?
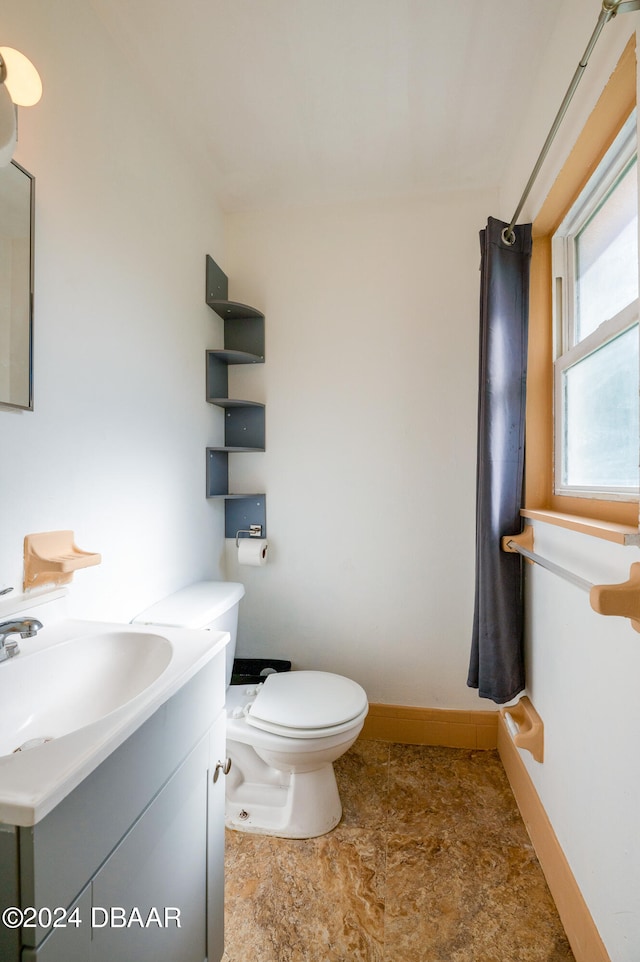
[0,616,230,826]
[0,630,172,757]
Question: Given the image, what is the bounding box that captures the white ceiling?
[90,0,564,212]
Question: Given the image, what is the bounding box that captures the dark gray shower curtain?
[467,216,532,704]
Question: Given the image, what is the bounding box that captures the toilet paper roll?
[237,538,269,566]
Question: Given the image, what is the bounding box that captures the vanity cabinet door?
[90,735,209,962]
[207,710,227,962]
[21,886,92,962]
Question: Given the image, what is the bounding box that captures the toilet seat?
[244,671,368,739]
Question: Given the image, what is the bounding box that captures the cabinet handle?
[213,758,232,783]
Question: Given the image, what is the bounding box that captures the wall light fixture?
[0,46,42,167]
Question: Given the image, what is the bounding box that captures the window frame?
[551,111,639,502]
[524,35,639,534]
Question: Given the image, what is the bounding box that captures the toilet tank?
[132,581,245,687]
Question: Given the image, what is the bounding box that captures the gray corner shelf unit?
[205,255,266,539]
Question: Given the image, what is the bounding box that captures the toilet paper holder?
[236,524,263,547]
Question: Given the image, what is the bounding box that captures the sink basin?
[0,613,229,826]
[0,630,172,757]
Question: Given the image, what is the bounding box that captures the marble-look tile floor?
[222,740,575,962]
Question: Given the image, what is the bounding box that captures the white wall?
[223,190,497,709]
[0,0,227,621]
[500,5,640,959]
[524,524,640,961]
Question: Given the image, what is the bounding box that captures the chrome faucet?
[0,618,43,663]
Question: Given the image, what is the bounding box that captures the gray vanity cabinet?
[2,649,227,962]
[91,736,209,962]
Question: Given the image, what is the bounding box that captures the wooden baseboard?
[497,714,610,962]
[360,703,498,749]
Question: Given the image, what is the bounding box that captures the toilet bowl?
[225,670,367,837]
[133,582,368,839]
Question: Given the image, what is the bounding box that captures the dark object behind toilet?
[231,658,291,685]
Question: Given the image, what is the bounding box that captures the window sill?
[520,508,640,546]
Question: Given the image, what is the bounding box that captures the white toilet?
[133,581,368,838]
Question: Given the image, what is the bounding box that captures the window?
[552,110,639,501]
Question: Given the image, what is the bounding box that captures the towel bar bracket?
[590,563,640,633]
[501,527,534,557]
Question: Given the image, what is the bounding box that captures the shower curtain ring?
[501,226,516,246]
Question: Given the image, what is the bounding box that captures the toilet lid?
[246,671,367,734]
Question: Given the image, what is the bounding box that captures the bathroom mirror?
[0,160,34,410]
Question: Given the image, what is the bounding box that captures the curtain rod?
[502,0,640,246]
